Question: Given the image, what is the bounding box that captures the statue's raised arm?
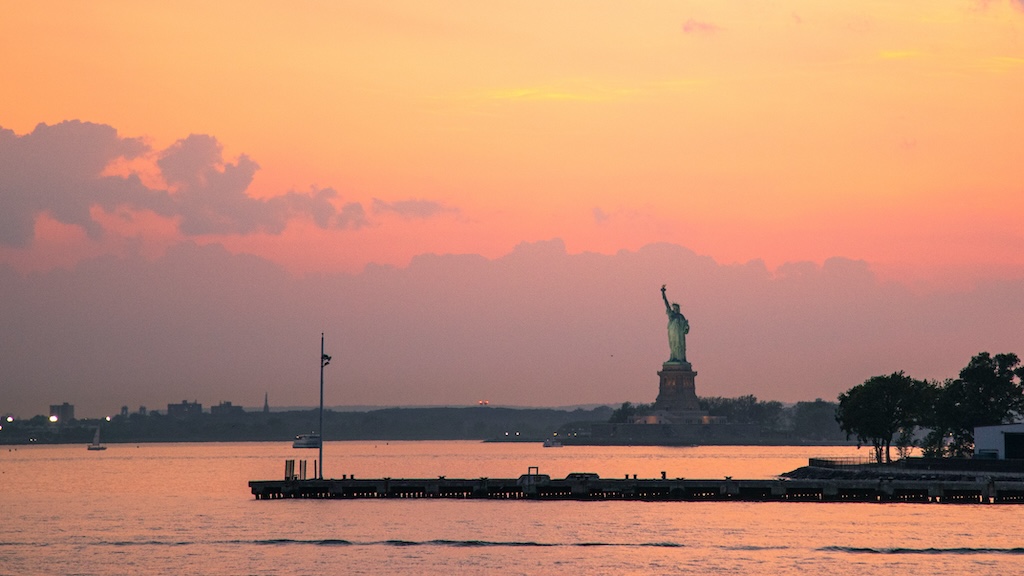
[661,284,672,313]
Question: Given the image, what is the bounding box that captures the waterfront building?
[975,423,1024,459]
[49,402,74,423]
[167,400,203,418]
[211,401,244,416]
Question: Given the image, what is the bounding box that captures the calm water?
[2,441,1022,575]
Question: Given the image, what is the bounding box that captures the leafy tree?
[836,372,930,463]
[921,352,1024,457]
[755,400,785,432]
[609,402,635,423]
[792,399,845,441]
[608,402,652,423]
[698,395,784,431]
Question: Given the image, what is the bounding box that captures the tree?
[699,395,784,430]
[836,372,930,463]
[792,399,845,442]
[921,352,1024,457]
[609,402,652,423]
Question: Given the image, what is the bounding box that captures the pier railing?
[809,456,1024,473]
[808,456,884,468]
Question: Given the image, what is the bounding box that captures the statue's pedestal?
[655,362,701,411]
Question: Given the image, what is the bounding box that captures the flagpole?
[319,332,325,480]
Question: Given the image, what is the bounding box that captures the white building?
[974,423,1024,459]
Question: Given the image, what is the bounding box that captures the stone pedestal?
[655,362,701,411]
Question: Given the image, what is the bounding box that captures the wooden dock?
[250,465,1024,504]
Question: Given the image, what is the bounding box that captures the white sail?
[87,426,107,451]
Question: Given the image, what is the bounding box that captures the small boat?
[87,427,107,451]
[543,438,563,448]
[293,433,321,449]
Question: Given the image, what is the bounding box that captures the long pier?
[250,465,1024,504]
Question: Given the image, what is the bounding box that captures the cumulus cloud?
[285,186,368,230]
[0,121,153,246]
[0,120,439,246]
[157,135,368,234]
[681,19,721,34]
[372,198,456,219]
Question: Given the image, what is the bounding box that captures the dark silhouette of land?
[1,406,609,445]
[0,400,848,445]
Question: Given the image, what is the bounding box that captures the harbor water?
[3,441,1023,575]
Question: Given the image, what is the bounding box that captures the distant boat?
[87,427,107,451]
[293,433,321,449]
[543,438,563,448]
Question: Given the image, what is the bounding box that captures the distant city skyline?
[23,399,619,421]
[2,1,1022,417]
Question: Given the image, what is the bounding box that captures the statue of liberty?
[661,285,689,363]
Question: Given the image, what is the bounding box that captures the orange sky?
[2,0,1023,287]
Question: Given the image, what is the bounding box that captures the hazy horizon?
[5,239,1021,419]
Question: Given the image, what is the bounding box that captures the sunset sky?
[2,1,1023,418]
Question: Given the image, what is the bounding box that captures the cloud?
[976,0,1024,10]
[159,134,373,234]
[972,0,1024,12]
[681,19,721,34]
[0,121,152,246]
[289,186,368,230]
[159,134,271,235]
[372,198,456,219]
[3,239,1021,418]
[0,121,414,246]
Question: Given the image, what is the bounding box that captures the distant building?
[975,424,1024,459]
[211,401,244,416]
[49,403,75,423]
[263,392,269,414]
[167,400,203,419]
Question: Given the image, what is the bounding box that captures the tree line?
[608,396,846,442]
[836,352,1024,463]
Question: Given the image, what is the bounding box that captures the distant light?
[0,425,3,431]
[49,415,58,423]
[5,416,11,422]
[105,416,111,422]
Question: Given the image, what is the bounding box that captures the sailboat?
[87,426,107,451]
